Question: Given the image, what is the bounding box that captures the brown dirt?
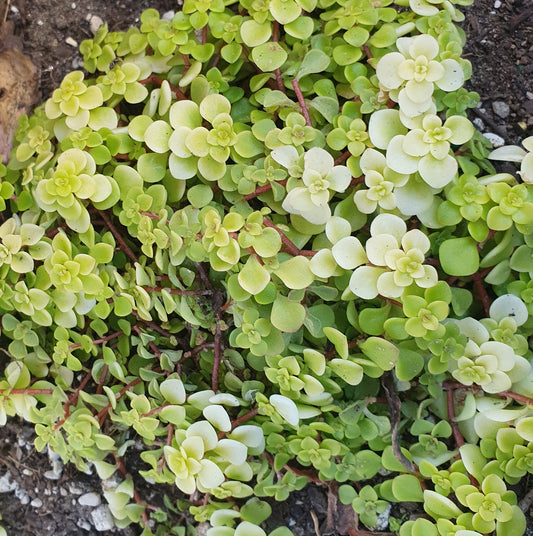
[0,0,532,535]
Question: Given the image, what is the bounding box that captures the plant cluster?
[0,0,532,535]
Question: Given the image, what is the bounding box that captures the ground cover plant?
[0,0,533,535]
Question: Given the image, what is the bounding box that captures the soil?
[0,0,532,535]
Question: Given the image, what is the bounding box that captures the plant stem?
[139,74,187,100]
[0,388,53,395]
[243,180,287,201]
[68,330,123,350]
[334,151,351,165]
[498,390,533,405]
[143,286,213,296]
[446,388,465,448]
[262,217,303,257]
[211,310,223,393]
[97,209,138,264]
[291,78,312,126]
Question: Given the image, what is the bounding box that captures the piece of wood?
[0,47,40,163]
[0,2,40,164]
[0,0,9,28]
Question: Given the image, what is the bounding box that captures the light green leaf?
[251,42,288,72]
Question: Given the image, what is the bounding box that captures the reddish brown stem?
[0,388,54,395]
[97,209,138,264]
[143,286,213,296]
[262,218,300,257]
[498,391,533,405]
[291,78,312,126]
[211,312,223,393]
[96,365,109,395]
[139,74,187,100]
[157,423,175,472]
[284,463,321,483]
[446,388,465,448]
[275,69,286,93]
[334,151,351,165]
[69,330,123,350]
[472,276,491,317]
[140,404,171,418]
[243,180,287,201]
[97,377,143,425]
[350,175,365,187]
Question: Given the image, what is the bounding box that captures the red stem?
[262,218,300,257]
[97,209,138,264]
[69,330,123,350]
[211,312,223,393]
[446,388,465,448]
[243,180,287,201]
[143,286,213,296]
[498,391,533,405]
[291,78,312,126]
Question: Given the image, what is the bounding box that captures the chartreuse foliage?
[1,1,533,535]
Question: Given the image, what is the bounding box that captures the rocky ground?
[0,0,532,534]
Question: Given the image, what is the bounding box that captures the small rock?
[374,504,392,531]
[88,15,104,35]
[22,469,33,476]
[77,519,93,531]
[79,492,102,507]
[65,37,78,48]
[196,522,210,536]
[162,10,175,20]
[30,498,43,508]
[0,472,18,493]
[15,488,30,504]
[472,117,485,131]
[483,132,505,148]
[37,19,44,26]
[60,487,68,496]
[492,101,510,119]
[494,0,501,7]
[68,483,84,495]
[10,5,19,13]
[91,505,115,532]
[526,91,533,100]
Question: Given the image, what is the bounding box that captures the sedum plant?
[0,1,532,536]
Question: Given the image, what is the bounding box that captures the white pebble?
[0,472,18,493]
[483,132,505,148]
[15,489,30,504]
[492,101,510,119]
[68,483,84,495]
[10,5,19,13]
[31,498,43,508]
[37,19,44,26]
[91,505,115,532]
[494,0,501,6]
[374,504,392,531]
[162,10,175,20]
[89,15,104,34]
[77,519,92,531]
[66,37,78,47]
[472,118,485,131]
[22,469,33,476]
[79,492,102,507]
